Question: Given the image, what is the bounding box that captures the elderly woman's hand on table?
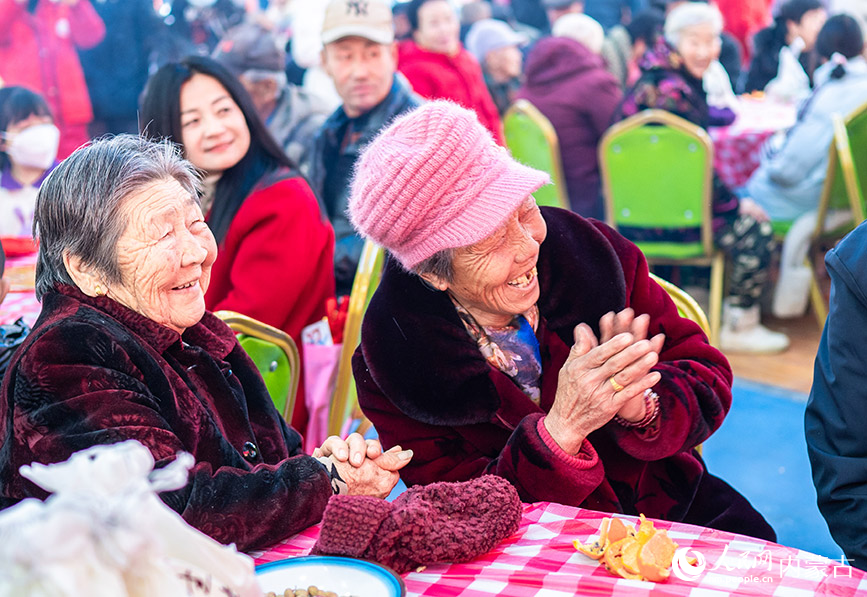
[544,310,664,455]
[314,433,413,498]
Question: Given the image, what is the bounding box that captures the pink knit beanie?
[349,101,550,270]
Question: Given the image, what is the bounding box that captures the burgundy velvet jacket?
[0,285,332,552]
[354,208,753,529]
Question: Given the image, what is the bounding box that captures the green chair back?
[846,100,867,210]
[599,110,723,346]
[599,110,714,260]
[504,99,570,210]
[237,334,293,416]
[214,311,300,423]
[813,114,866,240]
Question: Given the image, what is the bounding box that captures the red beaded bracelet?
[614,389,660,429]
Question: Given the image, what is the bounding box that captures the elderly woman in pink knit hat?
[348,100,775,540]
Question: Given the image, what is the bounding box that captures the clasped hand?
[544,308,664,454]
[313,433,413,498]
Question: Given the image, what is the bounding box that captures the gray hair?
[241,68,288,88]
[34,134,200,298]
[664,2,723,47]
[552,13,605,54]
[414,247,456,286]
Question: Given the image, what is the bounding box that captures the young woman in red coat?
[140,56,335,434]
[398,0,504,144]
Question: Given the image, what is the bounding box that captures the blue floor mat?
[702,378,843,560]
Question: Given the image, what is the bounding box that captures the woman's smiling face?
[107,178,218,335]
[432,197,547,328]
[179,73,251,176]
[676,22,721,80]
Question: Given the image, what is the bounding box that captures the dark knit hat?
[311,475,522,573]
[212,23,284,75]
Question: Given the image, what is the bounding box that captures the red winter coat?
[205,175,335,433]
[355,208,775,540]
[398,39,504,145]
[0,0,105,156]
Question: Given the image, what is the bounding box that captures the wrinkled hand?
[544,324,662,454]
[738,197,770,223]
[599,309,665,421]
[332,445,413,498]
[314,433,382,467]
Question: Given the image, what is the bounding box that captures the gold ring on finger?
[609,376,625,393]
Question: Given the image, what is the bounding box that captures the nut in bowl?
[255,556,405,597]
[574,514,679,582]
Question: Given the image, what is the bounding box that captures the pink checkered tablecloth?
[253,501,866,596]
[0,255,40,326]
[710,96,797,190]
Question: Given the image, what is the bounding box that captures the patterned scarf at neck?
[450,297,543,402]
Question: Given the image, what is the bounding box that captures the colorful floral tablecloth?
[710,96,798,190]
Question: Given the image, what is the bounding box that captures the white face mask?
[6,123,60,170]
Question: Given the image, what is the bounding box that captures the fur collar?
[360,208,627,426]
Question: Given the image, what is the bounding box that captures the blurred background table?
[711,96,798,189]
[253,501,866,596]
[1,254,40,326]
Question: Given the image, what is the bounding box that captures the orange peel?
[573,515,678,583]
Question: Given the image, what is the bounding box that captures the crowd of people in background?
[3,0,867,568]
[1,0,865,361]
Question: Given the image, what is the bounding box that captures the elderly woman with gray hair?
[617,2,788,355]
[349,100,775,540]
[0,135,411,552]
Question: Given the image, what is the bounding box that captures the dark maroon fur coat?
[0,285,332,551]
[354,207,774,540]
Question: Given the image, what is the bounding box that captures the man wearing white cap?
[306,0,422,296]
[465,19,528,116]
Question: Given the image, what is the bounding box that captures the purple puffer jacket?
[516,37,622,219]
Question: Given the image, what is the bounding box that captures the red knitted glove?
[311,475,522,573]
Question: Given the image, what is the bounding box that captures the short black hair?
[816,14,864,79]
[0,86,53,171]
[626,9,665,45]
[776,0,824,24]
[406,0,447,32]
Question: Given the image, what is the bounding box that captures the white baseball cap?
[321,0,395,45]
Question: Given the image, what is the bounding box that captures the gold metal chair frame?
[807,112,867,326]
[600,110,723,346]
[214,310,300,423]
[328,241,385,437]
[648,272,709,455]
[649,272,711,338]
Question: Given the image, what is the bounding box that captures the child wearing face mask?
[0,87,60,238]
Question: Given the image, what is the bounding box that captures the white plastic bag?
[765,37,810,103]
[0,440,262,597]
[703,60,740,113]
